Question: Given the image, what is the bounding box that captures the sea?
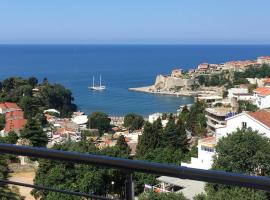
[0,44,270,116]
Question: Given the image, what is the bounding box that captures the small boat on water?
[89,75,106,91]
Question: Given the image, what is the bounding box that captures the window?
[201,145,214,152]
[242,122,247,129]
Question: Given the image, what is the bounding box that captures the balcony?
[0,143,270,199]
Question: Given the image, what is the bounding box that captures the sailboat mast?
[100,75,101,86]
[93,76,95,87]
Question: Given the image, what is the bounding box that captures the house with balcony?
[205,107,235,135]
[196,95,223,106]
[253,87,270,109]
[181,137,216,170]
[216,109,270,139]
[182,109,270,170]
[228,87,252,101]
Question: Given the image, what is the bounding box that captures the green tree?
[87,112,111,135]
[0,131,19,144]
[161,116,176,149]
[198,75,206,85]
[124,113,144,131]
[238,101,259,113]
[141,147,183,165]
[160,116,188,151]
[28,76,38,87]
[19,96,44,119]
[186,101,207,136]
[175,117,189,152]
[135,117,188,194]
[195,188,267,200]
[136,121,162,158]
[33,140,130,200]
[116,135,131,156]
[0,114,5,130]
[39,83,77,117]
[134,146,184,194]
[248,83,258,93]
[20,119,48,147]
[0,76,77,120]
[209,74,220,86]
[233,64,270,83]
[202,128,270,199]
[212,128,270,174]
[0,138,22,199]
[179,105,189,122]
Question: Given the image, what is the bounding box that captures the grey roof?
[157,176,205,200]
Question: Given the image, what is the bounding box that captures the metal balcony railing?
[0,143,270,200]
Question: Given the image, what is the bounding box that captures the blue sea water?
[0,44,270,116]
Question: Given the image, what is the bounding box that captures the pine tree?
[161,116,177,149]
[136,121,162,159]
[152,117,163,148]
[20,119,48,147]
[123,113,144,131]
[180,105,189,123]
[175,117,188,152]
[0,146,22,199]
[116,135,131,155]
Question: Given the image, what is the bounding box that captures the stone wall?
[154,74,197,91]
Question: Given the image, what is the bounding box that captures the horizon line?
[0,43,270,46]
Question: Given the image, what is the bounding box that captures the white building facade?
[182,110,270,170]
[148,113,168,127]
[253,87,270,109]
[181,137,216,170]
[216,110,270,139]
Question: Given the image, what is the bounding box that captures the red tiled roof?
[55,128,65,135]
[0,102,21,112]
[5,119,26,132]
[263,78,270,83]
[0,103,7,110]
[5,110,24,119]
[225,60,256,68]
[248,110,270,128]
[4,102,20,109]
[0,102,26,132]
[254,87,270,96]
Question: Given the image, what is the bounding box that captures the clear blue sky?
[0,0,270,44]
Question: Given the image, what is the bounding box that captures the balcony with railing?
[0,143,270,200]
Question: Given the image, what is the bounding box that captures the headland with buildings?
[129,56,270,99]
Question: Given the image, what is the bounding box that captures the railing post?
[125,172,134,200]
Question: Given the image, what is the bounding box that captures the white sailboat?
[89,75,106,91]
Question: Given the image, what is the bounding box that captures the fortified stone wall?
[154,74,197,90]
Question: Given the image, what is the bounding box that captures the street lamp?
[111,181,115,199]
